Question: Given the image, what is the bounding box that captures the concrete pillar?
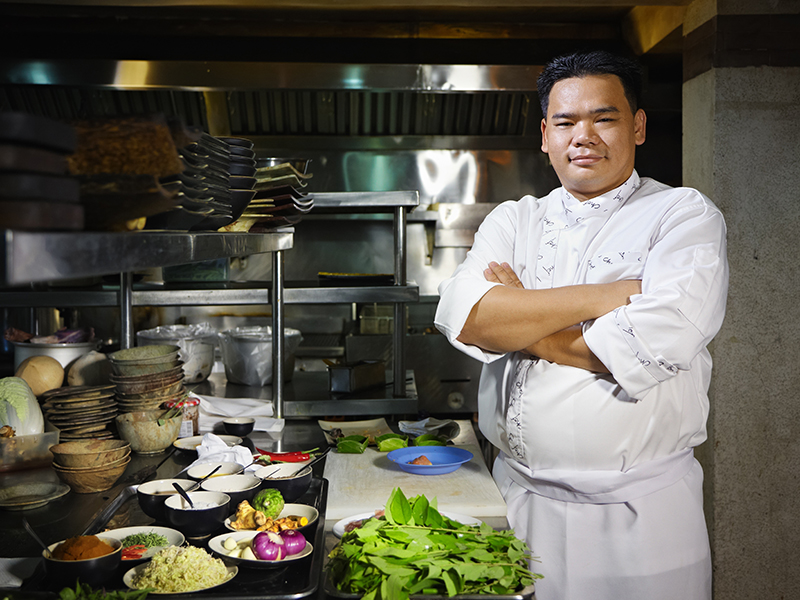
[682,1,800,598]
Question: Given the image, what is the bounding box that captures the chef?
[434,50,729,600]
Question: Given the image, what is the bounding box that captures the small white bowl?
[187,461,244,481]
[201,474,262,506]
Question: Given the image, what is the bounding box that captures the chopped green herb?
[120,531,169,549]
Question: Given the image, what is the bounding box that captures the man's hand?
[484,262,524,288]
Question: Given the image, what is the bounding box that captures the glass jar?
[165,396,200,438]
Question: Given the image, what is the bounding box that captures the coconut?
[67,350,112,386]
[15,355,65,396]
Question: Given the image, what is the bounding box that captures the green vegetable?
[0,377,44,436]
[252,488,284,519]
[412,434,448,446]
[337,435,369,454]
[376,433,408,452]
[59,580,151,600]
[121,531,169,549]
[328,488,542,600]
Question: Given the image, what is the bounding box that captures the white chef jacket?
[434,171,728,600]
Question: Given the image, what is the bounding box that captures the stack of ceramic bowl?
[40,385,119,440]
[108,345,186,414]
[49,439,132,493]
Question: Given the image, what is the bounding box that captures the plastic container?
[359,304,394,335]
[218,326,302,386]
[136,323,217,383]
[164,396,200,438]
[0,429,60,472]
[12,340,98,371]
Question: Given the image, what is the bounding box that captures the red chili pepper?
[255,447,318,462]
[122,544,147,560]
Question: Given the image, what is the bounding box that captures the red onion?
[252,531,284,561]
[279,529,307,555]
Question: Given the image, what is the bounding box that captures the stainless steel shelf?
[0,230,293,286]
[192,371,419,418]
[0,282,419,307]
[313,191,419,212]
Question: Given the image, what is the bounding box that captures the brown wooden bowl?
[49,439,130,468]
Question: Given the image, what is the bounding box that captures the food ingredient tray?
[22,476,329,600]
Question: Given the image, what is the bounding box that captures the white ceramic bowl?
[187,461,244,481]
[201,474,262,506]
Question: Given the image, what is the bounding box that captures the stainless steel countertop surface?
[0,420,329,559]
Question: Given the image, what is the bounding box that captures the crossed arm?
[456,261,641,373]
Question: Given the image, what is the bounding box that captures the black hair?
[537,50,643,117]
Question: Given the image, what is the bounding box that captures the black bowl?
[223,417,255,437]
[165,490,231,539]
[44,536,123,587]
[229,176,256,190]
[229,189,257,220]
[228,163,257,178]
[136,478,196,521]
[216,136,254,149]
[255,464,312,503]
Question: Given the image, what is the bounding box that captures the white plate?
[123,562,237,594]
[173,435,243,452]
[333,510,482,538]
[101,526,185,562]
[208,530,313,569]
[224,503,319,532]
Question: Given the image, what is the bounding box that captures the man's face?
[541,74,646,201]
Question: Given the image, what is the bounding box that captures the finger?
[484,267,500,283]
[497,262,525,289]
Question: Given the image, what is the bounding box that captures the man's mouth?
[569,154,604,166]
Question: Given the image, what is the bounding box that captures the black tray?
[23,477,329,600]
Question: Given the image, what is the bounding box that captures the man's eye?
[555,122,572,127]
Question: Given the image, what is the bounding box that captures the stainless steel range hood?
[0,60,543,141]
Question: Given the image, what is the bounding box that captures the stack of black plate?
[0,112,82,231]
[244,158,314,231]
[150,135,258,231]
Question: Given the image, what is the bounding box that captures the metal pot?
[12,340,98,371]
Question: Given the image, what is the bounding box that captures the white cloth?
[194,393,285,433]
[434,171,728,600]
[187,432,254,470]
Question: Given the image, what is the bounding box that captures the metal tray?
[23,476,329,600]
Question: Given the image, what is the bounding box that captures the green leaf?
[413,434,448,446]
[377,437,409,452]
[337,435,369,453]
[384,488,412,525]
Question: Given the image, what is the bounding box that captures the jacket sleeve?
[583,195,729,400]
[434,199,531,364]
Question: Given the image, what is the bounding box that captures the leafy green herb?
[327,488,542,600]
[412,434,448,447]
[376,433,409,452]
[337,435,369,454]
[59,580,152,600]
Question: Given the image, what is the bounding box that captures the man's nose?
[573,122,598,145]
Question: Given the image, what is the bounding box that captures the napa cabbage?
[0,377,44,436]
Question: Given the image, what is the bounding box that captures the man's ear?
[634,109,646,146]
[540,118,549,153]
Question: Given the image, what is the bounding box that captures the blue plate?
[386,446,474,475]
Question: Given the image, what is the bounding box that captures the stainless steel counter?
[0,420,328,559]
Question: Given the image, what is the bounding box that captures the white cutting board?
[323,442,508,521]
